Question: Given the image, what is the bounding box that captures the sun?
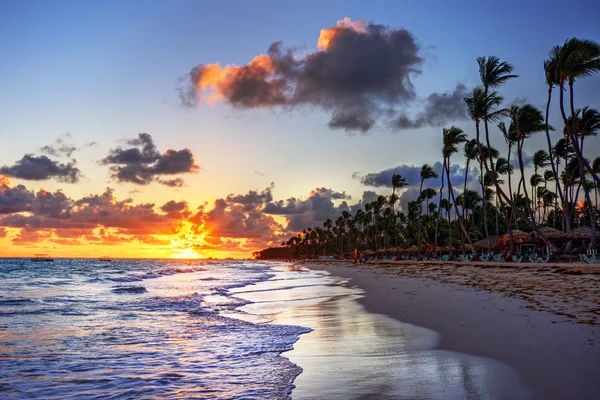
[171,247,203,259]
[169,222,207,259]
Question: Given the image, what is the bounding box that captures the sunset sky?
[1,0,599,258]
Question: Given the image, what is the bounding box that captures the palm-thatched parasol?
[497,230,532,247]
[568,226,600,240]
[473,236,498,250]
[363,249,375,255]
[530,226,568,241]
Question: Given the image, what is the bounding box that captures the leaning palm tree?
[593,157,600,212]
[551,38,600,188]
[417,164,438,255]
[442,126,474,253]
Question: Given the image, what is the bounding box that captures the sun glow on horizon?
[169,221,207,259]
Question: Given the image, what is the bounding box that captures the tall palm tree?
[465,88,504,250]
[442,126,474,253]
[543,57,566,225]
[593,157,600,212]
[417,164,438,255]
[510,104,548,221]
[391,174,407,251]
[551,38,600,188]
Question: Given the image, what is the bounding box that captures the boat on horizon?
[31,254,54,262]
[99,256,112,261]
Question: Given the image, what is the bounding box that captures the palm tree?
[593,157,600,212]
[391,174,407,251]
[543,57,566,225]
[417,164,438,255]
[510,104,548,221]
[532,150,550,220]
[551,38,600,188]
[442,126,473,253]
[477,56,518,164]
[465,88,504,250]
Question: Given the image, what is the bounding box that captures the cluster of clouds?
[0,133,199,187]
[179,17,470,134]
[0,169,383,252]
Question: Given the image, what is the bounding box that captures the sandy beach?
[304,261,600,400]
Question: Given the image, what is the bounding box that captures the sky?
[1,0,599,258]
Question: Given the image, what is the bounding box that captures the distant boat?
[31,254,53,262]
[99,256,112,261]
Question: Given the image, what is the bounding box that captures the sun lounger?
[493,254,504,262]
[512,255,523,263]
[585,255,599,264]
[528,253,538,263]
[579,254,590,263]
[536,254,550,263]
[441,255,450,261]
[479,254,490,261]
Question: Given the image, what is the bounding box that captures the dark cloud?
[0,227,6,238]
[356,161,475,188]
[157,178,186,187]
[263,187,353,231]
[40,144,78,158]
[226,184,274,211]
[0,178,34,214]
[394,84,470,129]
[179,18,423,133]
[0,155,81,183]
[254,171,266,177]
[101,133,200,186]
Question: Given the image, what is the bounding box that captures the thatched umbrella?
[568,226,600,240]
[363,249,375,255]
[473,236,498,250]
[497,230,532,247]
[530,226,568,241]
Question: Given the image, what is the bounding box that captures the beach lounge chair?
[579,254,589,263]
[479,253,490,262]
[410,256,418,261]
[585,255,599,264]
[441,255,450,261]
[492,254,504,262]
[512,255,523,263]
[536,254,550,263]
[422,256,428,261]
[528,253,538,263]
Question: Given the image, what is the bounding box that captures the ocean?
[0,259,531,399]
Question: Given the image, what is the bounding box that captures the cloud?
[263,187,353,231]
[179,18,423,133]
[226,183,274,211]
[356,161,475,188]
[0,178,35,214]
[0,227,6,238]
[101,133,200,186]
[394,84,470,129]
[0,155,81,183]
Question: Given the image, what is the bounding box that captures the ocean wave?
[111,286,147,294]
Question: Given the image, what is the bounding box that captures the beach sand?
[302,261,600,399]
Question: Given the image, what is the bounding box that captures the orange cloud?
[194,54,279,105]
[317,17,368,50]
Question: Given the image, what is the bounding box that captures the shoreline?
[303,261,600,400]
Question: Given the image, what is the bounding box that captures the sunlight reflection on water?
[234,265,533,400]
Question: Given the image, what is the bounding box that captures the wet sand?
[305,261,600,400]
[236,264,533,399]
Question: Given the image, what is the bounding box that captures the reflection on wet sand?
[236,265,532,400]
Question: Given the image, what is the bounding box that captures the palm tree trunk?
[434,162,446,255]
[462,159,470,255]
[517,139,535,223]
[417,179,424,256]
[544,85,566,230]
[446,158,474,252]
